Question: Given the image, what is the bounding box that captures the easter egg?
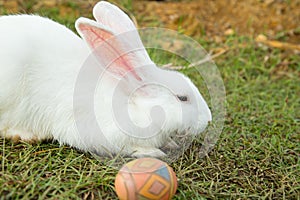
[115,157,178,200]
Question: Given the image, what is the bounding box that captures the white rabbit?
[0,1,211,157]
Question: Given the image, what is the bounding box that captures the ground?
[0,0,299,199]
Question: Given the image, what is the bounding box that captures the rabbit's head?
[75,1,211,153]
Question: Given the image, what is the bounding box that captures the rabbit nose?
[207,114,212,123]
[207,110,212,123]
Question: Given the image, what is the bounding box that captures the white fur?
[0,2,211,157]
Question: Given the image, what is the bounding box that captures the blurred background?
[0,0,299,45]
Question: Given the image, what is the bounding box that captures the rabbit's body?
[0,2,212,157]
[0,15,88,143]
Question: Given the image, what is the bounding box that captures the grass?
[1,1,300,199]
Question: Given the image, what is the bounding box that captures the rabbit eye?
[177,95,188,102]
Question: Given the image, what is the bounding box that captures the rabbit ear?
[75,17,142,80]
[91,2,153,77]
[75,17,114,49]
[93,1,136,34]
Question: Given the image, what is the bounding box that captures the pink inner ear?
[78,23,112,49]
[78,23,141,81]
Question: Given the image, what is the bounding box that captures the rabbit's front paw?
[131,147,166,158]
[162,137,179,150]
[4,128,38,143]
